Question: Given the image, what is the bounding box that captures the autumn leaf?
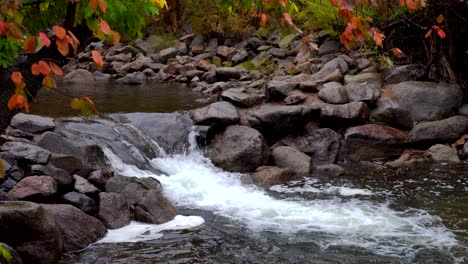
[67,30,80,53]
[91,50,104,70]
[42,75,56,89]
[89,0,98,11]
[390,48,406,58]
[260,12,269,27]
[49,62,63,76]
[56,38,69,56]
[0,20,8,36]
[436,14,444,24]
[100,20,111,35]
[39,32,51,47]
[11,72,25,90]
[425,28,432,38]
[372,29,385,48]
[23,36,38,52]
[109,31,120,45]
[98,0,107,12]
[53,25,66,39]
[437,28,446,38]
[38,60,51,75]
[8,94,29,112]
[71,97,98,117]
[31,63,40,75]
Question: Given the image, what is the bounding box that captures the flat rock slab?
[1,142,51,164]
[10,113,55,134]
[409,115,468,145]
[190,101,240,126]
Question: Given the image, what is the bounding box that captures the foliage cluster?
[292,0,342,36]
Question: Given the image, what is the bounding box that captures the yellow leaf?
[436,14,444,24]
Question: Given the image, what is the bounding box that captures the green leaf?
[0,244,12,262]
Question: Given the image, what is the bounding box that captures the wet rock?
[220,88,264,108]
[63,69,95,84]
[356,58,372,70]
[284,93,306,105]
[318,83,348,104]
[207,125,268,172]
[49,154,83,174]
[384,64,425,84]
[1,142,50,164]
[10,113,55,134]
[231,49,249,64]
[216,46,236,59]
[0,201,62,264]
[216,67,241,80]
[205,38,218,53]
[88,169,113,189]
[247,104,318,140]
[74,175,99,196]
[98,192,131,229]
[459,104,468,117]
[308,57,348,83]
[344,82,381,103]
[63,192,96,214]
[7,129,34,140]
[93,71,112,82]
[276,128,341,165]
[159,47,178,63]
[272,146,312,176]
[122,54,153,72]
[190,101,240,126]
[247,37,263,49]
[424,144,460,163]
[42,204,106,252]
[105,53,132,63]
[344,72,382,86]
[252,166,297,186]
[30,165,72,188]
[105,176,176,224]
[409,116,468,145]
[266,81,297,101]
[0,179,17,193]
[115,71,147,85]
[318,40,340,56]
[0,243,23,264]
[7,163,24,182]
[315,164,345,176]
[320,102,369,124]
[185,69,204,79]
[8,176,57,200]
[342,124,408,161]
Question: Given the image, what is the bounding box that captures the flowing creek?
[41,83,467,263]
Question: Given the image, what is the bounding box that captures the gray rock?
[308,57,348,83]
[0,201,62,264]
[276,128,341,165]
[409,116,468,144]
[216,67,241,80]
[221,88,264,108]
[74,175,99,196]
[185,69,204,79]
[251,166,297,186]
[189,34,205,49]
[232,49,249,64]
[425,144,460,163]
[342,124,408,161]
[216,46,236,59]
[315,164,345,176]
[63,69,95,84]
[1,158,11,174]
[1,142,50,164]
[42,204,106,252]
[105,53,132,63]
[93,71,112,82]
[205,38,218,53]
[63,192,96,213]
[88,169,113,189]
[266,81,297,101]
[464,142,468,157]
[320,102,369,123]
[159,47,178,63]
[0,179,17,193]
[98,192,130,229]
[49,154,83,174]
[318,40,341,56]
[459,104,468,117]
[384,64,425,84]
[189,101,240,126]
[8,176,57,200]
[30,164,72,188]
[247,37,263,49]
[344,82,381,103]
[177,41,188,55]
[7,129,34,140]
[10,113,55,134]
[284,94,306,105]
[207,125,268,172]
[105,176,176,224]
[344,72,382,86]
[115,71,147,85]
[318,84,348,104]
[272,146,312,176]
[357,58,372,70]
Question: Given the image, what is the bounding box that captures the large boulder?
[0,201,62,264]
[8,176,57,200]
[371,82,463,126]
[1,142,50,164]
[384,64,425,84]
[220,88,264,108]
[73,175,99,196]
[251,166,297,187]
[105,176,176,224]
[424,144,460,163]
[266,81,297,101]
[98,192,131,229]
[409,116,468,145]
[320,102,369,124]
[207,125,268,172]
[271,146,312,176]
[247,104,318,140]
[342,124,408,161]
[275,128,341,165]
[10,114,54,134]
[189,101,240,126]
[41,204,106,252]
[36,131,83,158]
[62,192,96,214]
[216,67,241,80]
[63,69,95,84]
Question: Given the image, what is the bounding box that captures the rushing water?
[60,130,468,264]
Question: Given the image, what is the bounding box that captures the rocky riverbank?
[1,30,468,263]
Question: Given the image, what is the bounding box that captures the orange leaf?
[405,0,416,9]
[98,0,107,12]
[282,13,294,27]
[110,31,120,46]
[8,94,29,112]
[49,62,63,76]
[91,50,104,70]
[53,25,66,40]
[372,30,385,48]
[390,48,406,58]
[436,14,444,24]
[31,63,41,75]
[332,0,340,6]
[260,12,269,27]
[23,36,37,52]
[38,60,51,75]
[42,75,56,89]
[89,0,98,11]
[39,32,51,47]
[100,20,111,35]
[11,71,23,84]
[0,20,8,36]
[7,94,18,110]
[279,0,287,8]
[67,30,80,53]
[425,29,432,38]
[437,28,446,39]
[56,38,70,56]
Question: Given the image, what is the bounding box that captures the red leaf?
[91,50,104,70]
[56,38,70,56]
[39,32,51,47]
[23,36,38,52]
[67,30,80,53]
[425,29,432,38]
[390,48,406,58]
[372,29,385,48]
[11,71,23,84]
[49,62,63,76]
[0,20,8,36]
[38,60,51,75]
[260,12,269,27]
[282,13,294,27]
[42,75,56,89]
[332,0,340,5]
[89,0,98,11]
[8,94,29,112]
[437,28,446,39]
[109,31,120,46]
[53,25,66,40]
[31,63,41,75]
[100,20,111,35]
[98,0,107,12]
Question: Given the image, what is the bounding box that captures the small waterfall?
[98,125,460,260]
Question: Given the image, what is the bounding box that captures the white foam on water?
[98,215,205,243]
[270,179,374,196]
[103,147,460,259]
